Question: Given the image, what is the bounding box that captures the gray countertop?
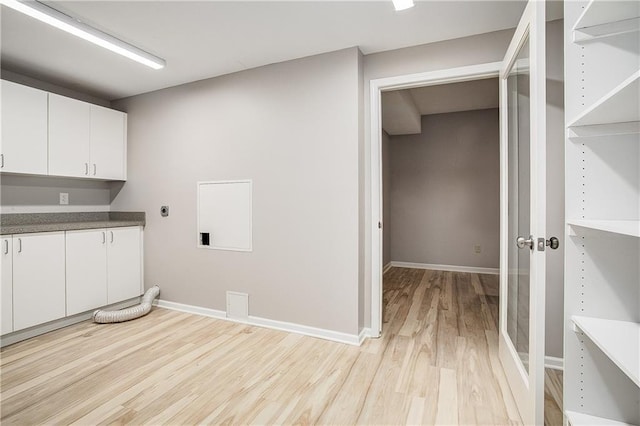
[1,212,145,235]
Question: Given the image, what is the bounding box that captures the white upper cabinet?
[0,80,48,175]
[44,89,127,181]
[90,105,126,180]
[49,93,91,178]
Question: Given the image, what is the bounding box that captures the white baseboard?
[389,261,499,275]
[155,299,362,346]
[358,327,374,344]
[545,356,564,370]
[383,263,393,273]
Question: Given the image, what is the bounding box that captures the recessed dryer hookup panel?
[197,180,253,252]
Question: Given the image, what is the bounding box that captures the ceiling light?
[393,0,415,11]
[0,0,166,70]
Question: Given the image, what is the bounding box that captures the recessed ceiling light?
[393,0,415,11]
[0,0,166,70]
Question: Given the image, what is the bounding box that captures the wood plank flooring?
[1,267,560,425]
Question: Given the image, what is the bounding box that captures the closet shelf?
[568,121,640,140]
[574,17,640,43]
[573,0,640,42]
[566,410,636,426]
[572,316,640,387]
[568,220,640,238]
[574,0,640,30]
[568,71,640,127]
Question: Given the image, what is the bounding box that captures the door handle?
[4,240,8,255]
[102,232,106,244]
[93,164,97,176]
[516,235,534,250]
[85,163,89,175]
[1,153,4,168]
[110,231,114,243]
[17,238,22,253]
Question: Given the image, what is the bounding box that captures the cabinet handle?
[85,163,89,175]
[1,153,4,168]
[93,164,97,176]
[3,240,8,255]
[110,231,114,243]
[17,238,22,253]
[102,232,106,244]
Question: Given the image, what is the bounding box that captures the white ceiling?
[382,78,499,135]
[0,1,533,101]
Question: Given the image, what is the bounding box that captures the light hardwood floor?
[1,268,560,425]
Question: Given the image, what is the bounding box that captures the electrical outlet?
[474,244,481,254]
[59,193,69,205]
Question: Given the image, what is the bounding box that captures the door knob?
[516,235,534,250]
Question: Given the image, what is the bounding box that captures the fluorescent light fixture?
[392,0,415,11]
[0,0,166,70]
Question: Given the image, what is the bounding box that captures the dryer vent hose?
[93,285,160,324]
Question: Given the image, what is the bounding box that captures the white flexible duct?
[93,285,160,323]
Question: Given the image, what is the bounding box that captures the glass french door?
[499,1,546,425]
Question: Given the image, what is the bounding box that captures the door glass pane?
[507,36,530,373]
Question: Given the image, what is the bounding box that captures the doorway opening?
[369,62,502,335]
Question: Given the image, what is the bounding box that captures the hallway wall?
[388,108,500,269]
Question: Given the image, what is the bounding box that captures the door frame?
[369,61,502,336]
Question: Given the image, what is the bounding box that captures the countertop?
[0,212,145,235]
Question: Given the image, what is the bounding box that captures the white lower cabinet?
[66,227,142,313]
[1,226,143,336]
[66,229,108,316]
[12,232,66,332]
[1,237,13,335]
[107,227,142,304]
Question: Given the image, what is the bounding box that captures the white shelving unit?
[564,1,640,425]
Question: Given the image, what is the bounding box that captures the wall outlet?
[59,193,69,205]
[474,244,481,254]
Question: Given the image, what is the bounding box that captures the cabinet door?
[49,94,91,178]
[0,80,48,174]
[107,227,142,304]
[13,232,65,331]
[1,237,13,335]
[66,229,107,316]
[90,105,126,180]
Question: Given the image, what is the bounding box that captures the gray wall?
[0,175,111,212]
[382,130,391,267]
[545,19,565,359]
[388,109,500,269]
[111,48,361,335]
